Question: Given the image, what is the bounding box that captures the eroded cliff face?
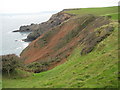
[20,14,114,72]
[13,12,74,41]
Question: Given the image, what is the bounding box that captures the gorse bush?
[26,61,49,73]
[1,54,22,76]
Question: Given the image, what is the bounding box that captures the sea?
[0,11,57,56]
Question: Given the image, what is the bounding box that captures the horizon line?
[0,5,118,15]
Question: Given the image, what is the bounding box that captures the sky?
[0,0,119,14]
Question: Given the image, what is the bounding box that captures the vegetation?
[65,6,118,16]
[65,6,119,21]
[1,54,22,77]
[25,61,49,73]
[2,21,118,88]
[2,6,119,88]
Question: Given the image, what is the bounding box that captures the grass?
[3,69,32,79]
[105,13,119,20]
[65,6,119,20]
[2,22,118,88]
[65,6,118,15]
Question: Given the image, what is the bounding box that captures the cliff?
[3,6,118,88]
[20,14,114,72]
[13,12,74,41]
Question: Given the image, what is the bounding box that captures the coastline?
[1,12,55,56]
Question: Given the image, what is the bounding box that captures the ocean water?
[0,11,57,56]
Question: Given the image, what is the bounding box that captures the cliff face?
[20,14,113,72]
[13,12,74,41]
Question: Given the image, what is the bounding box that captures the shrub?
[1,54,21,76]
[26,62,48,73]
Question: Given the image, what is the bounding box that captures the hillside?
[3,21,118,88]
[2,6,119,88]
[20,14,113,72]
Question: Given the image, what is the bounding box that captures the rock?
[13,24,39,32]
[13,12,74,41]
[80,25,114,55]
[13,30,20,32]
[26,12,74,41]
[62,8,80,11]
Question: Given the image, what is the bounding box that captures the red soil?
[20,15,110,70]
[21,20,77,64]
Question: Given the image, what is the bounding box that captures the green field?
[65,6,118,15]
[65,6,119,20]
[3,22,118,88]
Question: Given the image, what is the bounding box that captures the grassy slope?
[3,22,118,88]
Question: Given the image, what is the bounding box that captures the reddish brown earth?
[20,14,112,71]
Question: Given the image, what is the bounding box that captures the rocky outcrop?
[13,23,40,32]
[62,8,80,11]
[20,14,113,72]
[80,24,114,55]
[13,12,74,41]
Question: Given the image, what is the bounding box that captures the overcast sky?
[0,0,119,14]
